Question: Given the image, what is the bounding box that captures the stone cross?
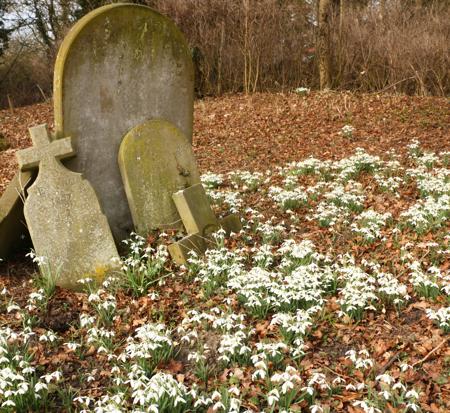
[17,125,75,170]
[16,124,120,290]
[168,184,242,265]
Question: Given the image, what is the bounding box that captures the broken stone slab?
[118,119,200,234]
[16,124,120,290]
[168,183,242,265]
[167,233,206,266]
[53,4,194,242]
[0,171,34,260]
[172,182,218,236]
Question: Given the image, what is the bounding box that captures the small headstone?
[0,171,33,260]
[168,183,242,265]
[53,4,194,242]
[118,119,200,234]
[16,124,120,290]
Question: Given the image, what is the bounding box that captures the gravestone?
[118,119,200,234]
[168,184,242,265]
[16,124,120,289]
[53,3,194,242]
[0,171,33,260]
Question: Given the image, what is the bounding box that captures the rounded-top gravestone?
[53,4,194,243]
[118,119,201,235]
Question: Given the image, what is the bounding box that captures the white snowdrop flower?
[80,313,96,328]
[201,172,223,189]
[269,186,308,211]
[34,382,48,392]
[21,366,35,374]
[406,403,420,412]
[294,87,310,96]
[379,390,391,400]
[211,390,222,402]
[341,124,354,138]
[400,195,449,233]
[405,389,420,399]
[353,400,381,413]
[267,389,279,406]
[303,386,314,396]
[376,373,394,384]
[65,342,81,351]
[39,331,58,343]
[7,303,20,313]
[281,380,294,394]
[77,277,93,285]
[426,307,450,332]
[42,371,62,383]
[228,386,240,396]
[213,401,225,411]
[310,405,323,413]
[308,372,330,391]
[332,376,346,385]
[392,382,406,391]
[400,363,412,372]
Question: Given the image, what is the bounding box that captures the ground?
[0,92,449,412]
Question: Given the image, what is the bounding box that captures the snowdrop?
[351,210,392,243]
[269,186,308,211]
[294,87,310,96]
[201,172,224,189]
[426,307,450,332]
[400,195,449,233]
[337,265,378,320]
[229,170,264,192]
[121,323,173,371]
[218,330,251,364]
[374,174,403,194]
[341,124,354,139]
[269,366,302,410]
[345,349,373,370]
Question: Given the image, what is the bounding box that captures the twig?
[412,337,448,367]
[316,362,357,383]
[378,76,415,94]
[377,350,402,376]
[377,342,411,375]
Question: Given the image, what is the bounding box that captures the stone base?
[168,214,242,265]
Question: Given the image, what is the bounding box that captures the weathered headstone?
[16,124,120,289]
[0,171,33,260]
[168,184,242,265]
[53,4,194,242]
[118,119,200,234]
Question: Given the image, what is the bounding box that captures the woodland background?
[0,0,449,110]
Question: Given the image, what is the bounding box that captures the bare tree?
[318,0,332,89]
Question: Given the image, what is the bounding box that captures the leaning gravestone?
[118,119,200,235]
[53,4,194,242]
[16,124,120,290]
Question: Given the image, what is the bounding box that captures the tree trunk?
[318,0,332,90]
[339,0,345,36]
